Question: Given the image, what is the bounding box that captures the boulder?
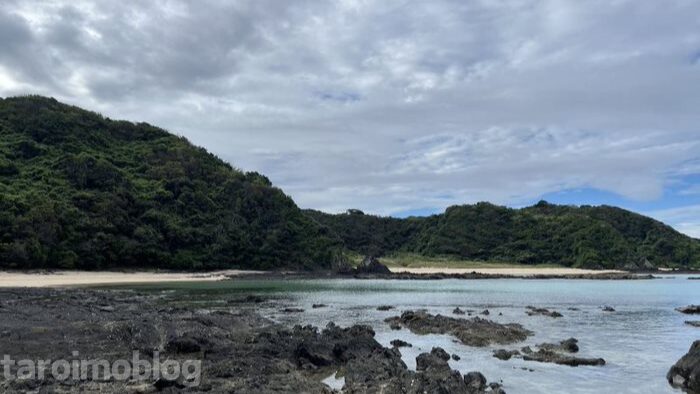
[463,371,487,391]
[355,256,391,274]
[493,349,521,361]
[668,340,700,392]
[390,339,412,348]
[677,305,700,314]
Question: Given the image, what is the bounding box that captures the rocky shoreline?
[0,288,510,393]
[0,284,696,393]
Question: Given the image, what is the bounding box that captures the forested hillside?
[1,96,697,271]
[306,201,700,269]
[0,96,339,270]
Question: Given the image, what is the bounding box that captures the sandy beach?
[0,267,631,287]
[389,267,624,276]
[0,269,262,288]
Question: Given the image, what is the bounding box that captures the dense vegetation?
[306,201,700,269]
[0,96,340,270]
[1,96,697,271]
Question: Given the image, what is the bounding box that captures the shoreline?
[388,266,624,276]
[0,266,676,287]
[0,269,264,288]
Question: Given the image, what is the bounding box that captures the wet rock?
[481,309,490,316]
[416,347,451,372]
[282,307,305,313]
[686,321,700,328]
[355,256,391,275]
[391,339,412,348]
[452,353,461,361]
[312,304,327,308]
[538,338,579,353]
[493,349,521,361]
[525,306,563,318]
[377,305,394,311]
[677,305,700,314]
[385,310,532,347]
[602,306,616,312]
[668,340,700,392]
[521,340,604,367]
[389,322,402,330]
[464,371,487,391]
[165,334,204,354]
[453,307,466,315]
[567,307,580,311]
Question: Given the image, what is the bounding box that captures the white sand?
[389,267,624,276]
[0,270,262,288]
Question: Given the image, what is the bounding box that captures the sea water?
[126,276,699,393]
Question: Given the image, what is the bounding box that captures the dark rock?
[312,303,327,308]
[355,256,391,274]
[389,322,402,330]
[537,338,579,353]
[281,307,305,313]
[377,305,394,311]
[165,334,204,354]
[602,306,616,312]
[493,349,521,360]
[677,305,700,314]
[416,347,451,372]
[525,306,563,318]
[668,340,700,392]
[686,321,700,328]
[567,307,580,311]
[523,349,605,366]
[451,353,461,361]
[453,307,466,315]
[385,310,532,347]
[390,339,412,348]
[481,309,490,316]
[464,371,487,391]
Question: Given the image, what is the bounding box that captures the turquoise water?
[125,276,699,393]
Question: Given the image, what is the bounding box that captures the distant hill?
[306,201,700,270]
[0,96,340,270]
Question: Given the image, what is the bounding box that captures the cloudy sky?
[1,0,700,236]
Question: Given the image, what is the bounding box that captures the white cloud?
[1,0,700,232]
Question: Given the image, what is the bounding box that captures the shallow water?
[126,276,699,393]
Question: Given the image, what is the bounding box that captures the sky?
[1,0,700,237]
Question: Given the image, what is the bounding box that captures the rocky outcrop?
[525,306,563,318]
[493,349,521,361]
[391,339,412,348]
[385,310,532,347]
[355,256,392,274]
[677,305,700,314]
[668,340,700,393]
[686,321,700,328]
[494,339,604,367]
[520,339,605,367]
[623,257,657,272]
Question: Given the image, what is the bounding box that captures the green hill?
[306,201,700,270]
[0,96,339,270]
[2,96,697,271]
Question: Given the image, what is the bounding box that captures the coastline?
[0,269,264,288]
[388,266,624,276]
[0,266,666,287]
